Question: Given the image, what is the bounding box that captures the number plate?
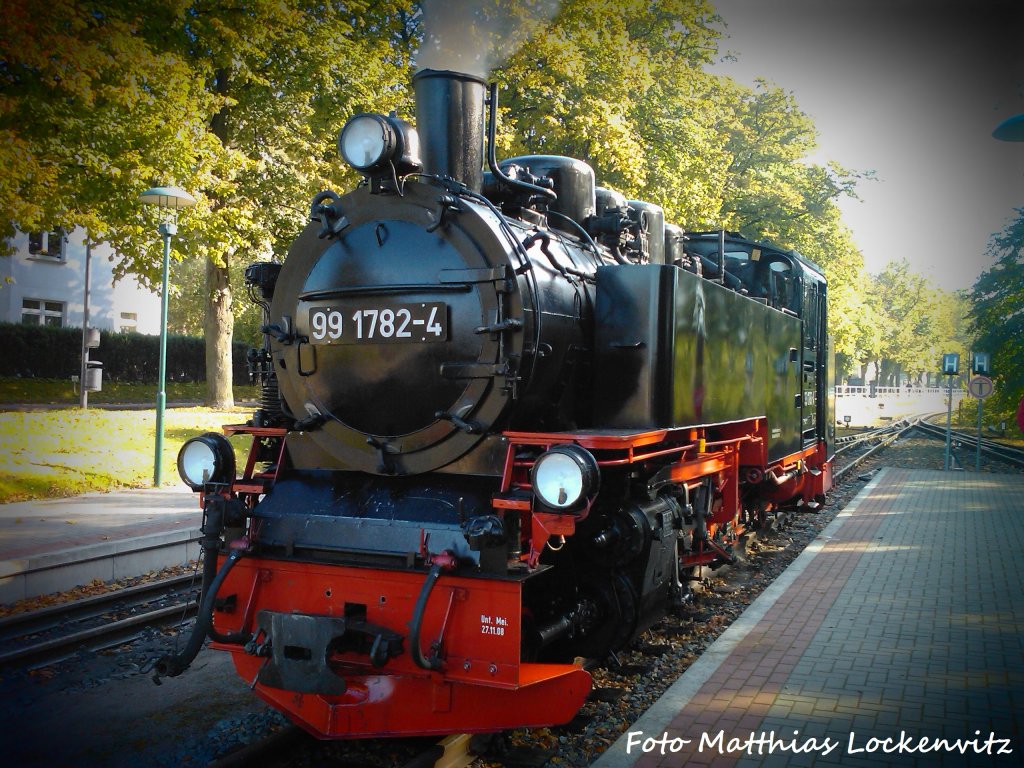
[308,302,448,345]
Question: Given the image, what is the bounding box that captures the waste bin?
[85,360,103,392]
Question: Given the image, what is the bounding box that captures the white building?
[0,227,161,334]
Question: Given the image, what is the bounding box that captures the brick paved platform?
[0,487,200,604]
[593,468,1024,767]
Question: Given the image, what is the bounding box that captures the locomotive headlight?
[177,433,236,490]
[531,445,600,512]
[340,113,394,170]
[339,113,421,176]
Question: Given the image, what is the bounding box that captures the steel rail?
[833,419,921,482]
[0,602,196,667]
[833,420,908,450]
[0,573,200,667]
[913,421,1024,467]
[833,421,905,456]
[0,573,196,637]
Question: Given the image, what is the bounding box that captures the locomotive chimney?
[413,69,486,192]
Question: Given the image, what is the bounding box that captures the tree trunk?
[205,253,234,408]
[204,65,235,409]
[879,359,896,387]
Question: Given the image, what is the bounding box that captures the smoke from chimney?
[413,1,560,190]
[417,0,560,78]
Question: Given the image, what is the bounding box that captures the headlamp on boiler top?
[338,113,421,176]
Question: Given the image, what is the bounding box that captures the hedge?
[0,322,250,383]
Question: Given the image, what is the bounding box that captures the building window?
[27,229,66,261]
[119,312,138,332]
[22,299,65,327]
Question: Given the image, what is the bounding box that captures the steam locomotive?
[156,69,833,738]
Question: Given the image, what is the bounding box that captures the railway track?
[832,417,922,481]
[5,427,1013,766]
[0,572,199,668]
[913,420,1024,468]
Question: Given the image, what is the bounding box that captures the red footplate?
[212,558,592,738]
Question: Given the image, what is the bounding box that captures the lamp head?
[993,114,1024,142]
[140,186,196,225]
[139,185,197,209]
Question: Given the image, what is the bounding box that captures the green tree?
[921,288,972,385]
[714,83,865,260]
[872,261,934,386]
[6,0,879,407]
[710,80,870,362]
[495,0,726,225]
[970,209,1024,418]
[830,280,881,381]
[2,0,414,406]
[0,0,211,246]
[862,261,970,387]
[167,255,263,347]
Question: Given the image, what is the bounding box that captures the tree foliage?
[3,0,912,402]
[495,2,870,359]
[497,0,725,222]
[0,0,210,246]
[851,261,971,387]
[970,209,1024,417]
[2,0,415,406]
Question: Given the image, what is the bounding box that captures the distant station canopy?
[993,113,1024,142]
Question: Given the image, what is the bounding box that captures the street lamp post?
[139,186,196,487]
[79,236,92,409]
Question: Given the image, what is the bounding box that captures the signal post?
[942,354,959,471]
[968,352,993,471]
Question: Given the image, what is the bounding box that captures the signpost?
[942,354,959,471]
[967,375,993,399]
[968,372,994,470]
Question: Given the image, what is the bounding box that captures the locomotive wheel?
[574,572,639,660]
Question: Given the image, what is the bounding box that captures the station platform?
[593,468,1024,767]
[0,487,200,605]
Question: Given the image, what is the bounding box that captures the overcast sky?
[710,0,1024,293]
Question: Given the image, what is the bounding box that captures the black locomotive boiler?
[157,68,833,738]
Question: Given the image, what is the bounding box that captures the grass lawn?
[0,407,254,503]
[0,377,258,405]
